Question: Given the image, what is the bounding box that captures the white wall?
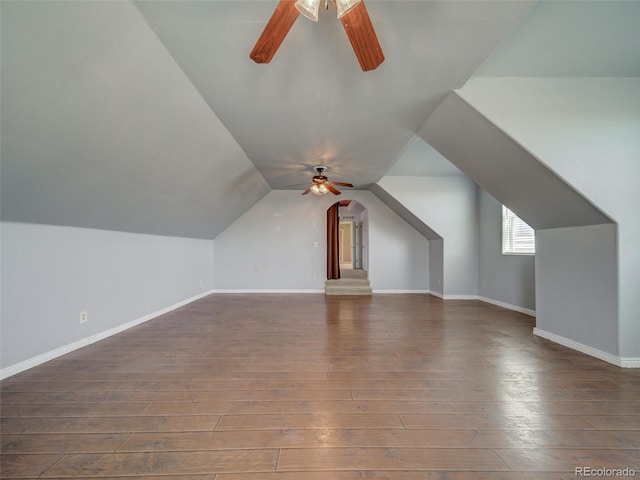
[460,77,639,360]
[377,176,478,297]
[1,222,214,376]
[478,189,535,312]
[212,190,429,292]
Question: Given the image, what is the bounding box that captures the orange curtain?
[327,202,341,280]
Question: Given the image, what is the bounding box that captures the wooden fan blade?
[250,0,299,64]
[302,186,312,195]
[326,184,342,195]
[340,1,384,71]
[330,181,354,188]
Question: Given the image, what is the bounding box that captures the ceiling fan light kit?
[251,0,383,71]
[295,0,361,21]
[310,183,330,195]
[301,166,353,196]
[295,0,321,21]
[335,0,361,19]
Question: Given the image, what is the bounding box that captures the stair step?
[325,287,373,296]
[325,275,372,296]
[340,269,368,280]
[325,279,371,286]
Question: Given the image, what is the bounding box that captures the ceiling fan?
[302,166,353,196]
[250,0,384,72]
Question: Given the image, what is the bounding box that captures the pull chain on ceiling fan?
[250,0,384,71]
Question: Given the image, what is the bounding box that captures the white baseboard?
[0,338,92,381]
[428,292,535,317]
[443,294,480,300]
[428,291,483,301]
[0,289,216,380]
[477,296,536,317]
[533,327,639,368]
[373,289,429,294]
[210,289,324,294]
[620,357,640,368]
[621,358,640,368]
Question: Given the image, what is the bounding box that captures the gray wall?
[428,239,444,297]
[460,77,639,359]
[212,190,429,292]
[1,222,214,373]
[478,189,535,311]
[377,176,478,297]
[536,224,618,355]
[1,0,270,239]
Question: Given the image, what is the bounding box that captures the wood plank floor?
[2,294,639,479]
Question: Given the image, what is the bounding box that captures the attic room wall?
[535,224,618,356]
[376,176,478,297]
[1,0,270,377]
[1,0,270,240]
[1,222,214,378]
[212,190,429,292]
[428,239,444,298]
[477,189,535,313]
[459,77,640,362]
[375,175,535,311]
[368,183,442,295]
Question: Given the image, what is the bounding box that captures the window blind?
[502,206,535,255]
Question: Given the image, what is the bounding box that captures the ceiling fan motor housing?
[313,166,329,183]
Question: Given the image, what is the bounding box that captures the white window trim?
[502,205,535,255]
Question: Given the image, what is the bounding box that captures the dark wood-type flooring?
[2,294,639,478]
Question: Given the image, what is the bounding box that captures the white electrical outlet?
[80,311,88,324]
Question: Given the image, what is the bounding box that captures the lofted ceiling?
[385,137,464,177]
[133,0,535,189]
[474,0,640,78]
[13,1,636,241]
[1,0,535,239]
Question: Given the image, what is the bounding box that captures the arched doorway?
[327,200,368,280]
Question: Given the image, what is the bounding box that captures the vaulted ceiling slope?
[416,0,639,231]
[133,0,534,189]
[1,0,270,239]
[385,138,464,177]
[1,0,536,240]
[420,92,612,230]
[474,0,640,78]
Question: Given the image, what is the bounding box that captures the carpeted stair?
[325,269,372,296]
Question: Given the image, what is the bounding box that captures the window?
[502,206,535,255]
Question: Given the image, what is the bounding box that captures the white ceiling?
[133,0,534,188]
[1,0,271,238]
[385,137,463,177]
[3,0,635,239]
[475,0,640,78]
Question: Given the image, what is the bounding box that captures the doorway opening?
[327,200,368,280]
[339,221,354,270]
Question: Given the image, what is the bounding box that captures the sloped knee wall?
[419,91,619,360]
